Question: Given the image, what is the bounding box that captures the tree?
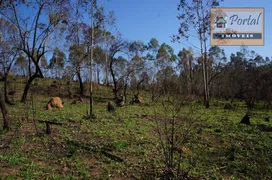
[40,55,48,77]
[102,12,116,85]
[125,40,146,101]
[156,43,176,69]
[207,45,226,97]
[146,37,160,63]
[218,51,248,104]
[93,46,106,84]
[68,44,87,95]
[0,0,70,103]
[178,47,195,94]
[88,0,96,117]
[65,0,90,96]
[156,65,177,99]
[82,0,107,117]
[0,17,19,104]
[172,0,223,108]
[91,6,116,86]
[15,53,27,76]
[155,43,177,99]
[62,65,73,80]
[113,55,128,102]
[146,38,160,101]
[107,40,147,105]
[49,47,66,79]
[108,35,129,102]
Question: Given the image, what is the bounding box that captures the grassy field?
[0,76,272,179]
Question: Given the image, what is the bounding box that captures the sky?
[99,0,272,59]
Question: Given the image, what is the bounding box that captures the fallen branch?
[67,140,123,162]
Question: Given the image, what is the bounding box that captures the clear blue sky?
[100,0,272,59]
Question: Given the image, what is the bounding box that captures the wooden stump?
[240,114,250,125]
[38,120,62,135]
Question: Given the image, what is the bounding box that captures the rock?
[136,96,144,103]
[240,114,250,125]
[46,97,63,110]
[71,97,84,104]
[107,101,116,112]
[63,166,69,172]
[115,95,125,107]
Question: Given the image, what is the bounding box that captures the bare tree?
[65,0,90,96]
[88,0,96,117]
[0,18,19,104]
[172,0,223,108]
[154,96,198,179]
[108,36,129,101]
[81,0,108,117]
[0,0,70,103]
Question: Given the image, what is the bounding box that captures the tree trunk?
[89,1,95,116]
[151,83,155,102]
[203,34,210,108]
[186,68,190,94]
[123,83,128,104]
[109,56,118,100]
[189,57,193,95]
[136,77,145,96]
[21,74,40,103]
[28,57,32,78]
[104,30,109,86]
[105,53,109,85]
[196,2,209,109]
[77,69,84,96]
[199,35,209,108]
[3,75,13,105]
[0,87,9,131]
[184,62,190,94]
[97,64,100,84]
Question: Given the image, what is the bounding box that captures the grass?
[0,76,271,179]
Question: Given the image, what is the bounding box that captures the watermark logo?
[215,16,227,28]
[210,8,264,46]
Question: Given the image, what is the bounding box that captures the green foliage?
[68,44,87,66]
[156,43,177,65]
[15,53,27,69]
[49,48,66,69]
[113,140,128,152]
[0,154,27,166]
